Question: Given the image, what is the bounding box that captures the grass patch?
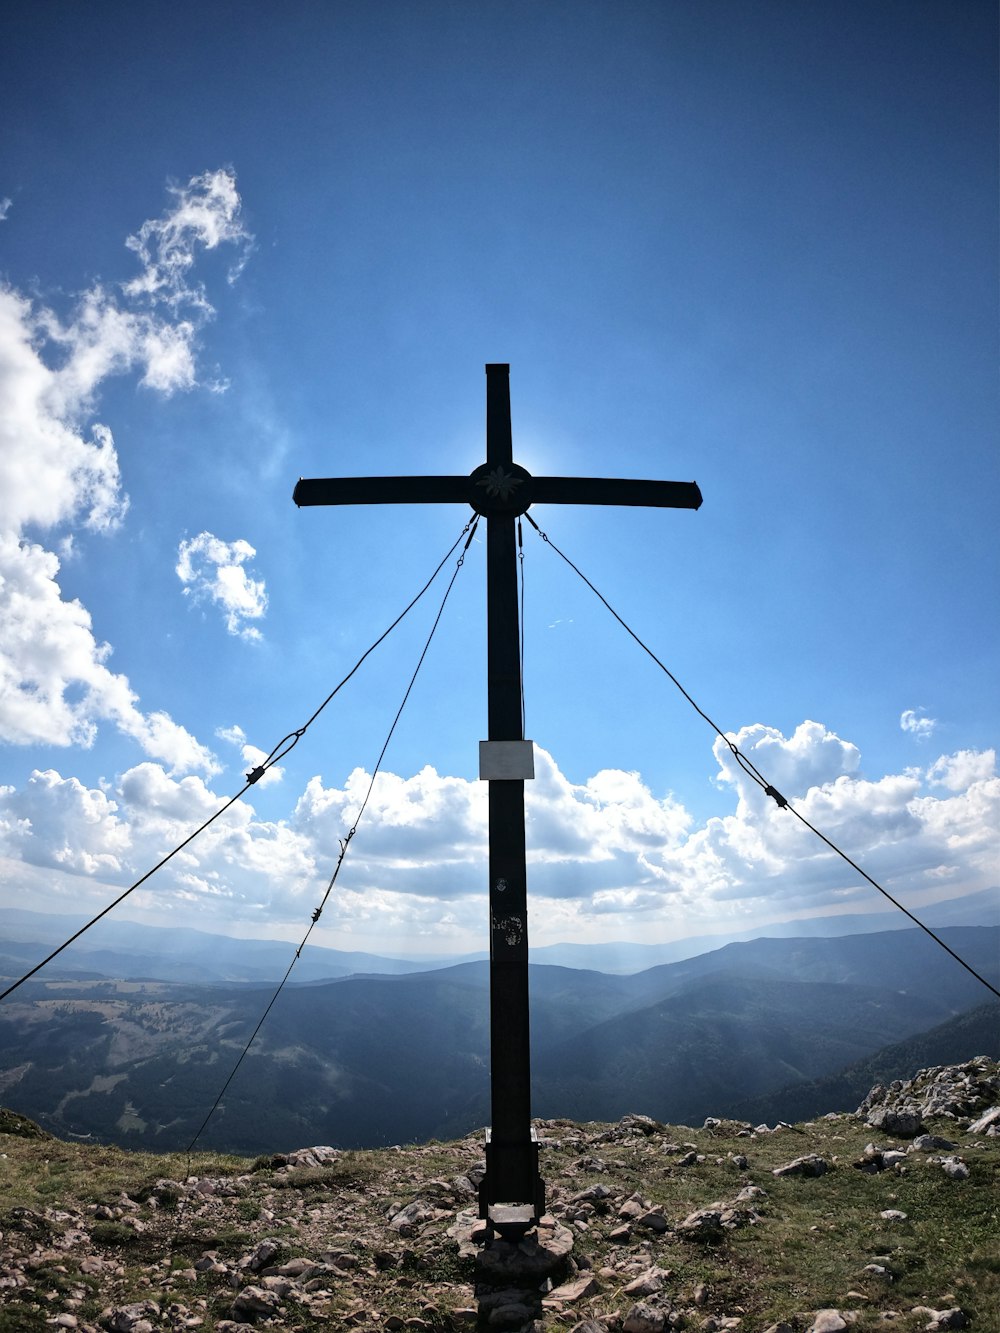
[0,1106,996,1332]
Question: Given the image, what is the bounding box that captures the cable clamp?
[245,766,266,785]
[311,907,322,924]
[765,785,788,809]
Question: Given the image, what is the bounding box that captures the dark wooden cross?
[293,363,702,1237]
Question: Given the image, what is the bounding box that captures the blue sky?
[0,1,996,956]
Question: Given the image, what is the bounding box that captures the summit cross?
[293,363,702,1236]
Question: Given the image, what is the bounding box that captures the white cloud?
[0,727,994,950]
[901,707,937,740]
[0,533,216,773]
[926,749,996,792]
[0,170,250,772]
[176,532,268,640]
[0,769,129,876]
[216,724,247,747]
[124,169,251,308]
[0,290,129,535]
[0,198,11,222]
[713,720,861,809]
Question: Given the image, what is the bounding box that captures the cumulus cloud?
[0,727,994,949]
[0,532,216,773]
[0,769,129,877]
[925,749,996,792]
[0,291,129,535]
[713,720,861,809]
[901,707,937,740]
[0,170,250,772]
[0,760,314,918]
[176,532,268,640]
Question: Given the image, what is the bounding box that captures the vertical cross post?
[480,364,543,1233]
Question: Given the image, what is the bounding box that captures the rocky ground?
[0,1058,997,1333]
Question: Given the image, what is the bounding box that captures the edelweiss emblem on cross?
[476,466,523,502]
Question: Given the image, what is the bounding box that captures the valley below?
[0,924,996,1157]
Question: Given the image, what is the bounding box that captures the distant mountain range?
[3,885,996,983]
[0,919,996,1154]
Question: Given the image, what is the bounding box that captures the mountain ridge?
[3,885,995,984]
[0,926,995,1155]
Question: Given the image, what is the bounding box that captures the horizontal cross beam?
[293,471,703,516]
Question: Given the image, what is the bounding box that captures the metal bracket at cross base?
[293,363,702,1240]
[479,1128,545,1238]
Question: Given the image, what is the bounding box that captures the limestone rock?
[107,1302,160,1333]
[909,1133,956,1152]
[675,1207,722,1240]
[596,1113,663,1143]
[569,1183,614,1205]
[937,1156,970,1180]
[858,1057,999,1127]
[448,1208,490,1258]
[635,1207,669,1233]
[806,1312,849,1333]
[623,1301,669,1333]
[911,1307,968,1330]
[230,1285,281,1320]
[617,1194,648,1220]
[283,1145,341,1168]
[771,1154,830,1178]
[238,1237,282,1271]
[733,1184,767,1203]
[545,1272,601,1303]
[623,1265,670,1296]
[854,1144,907,1173]
[864,1107,924,1137]
[389,1197,450,1234]
[966,1105,1000,1135]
